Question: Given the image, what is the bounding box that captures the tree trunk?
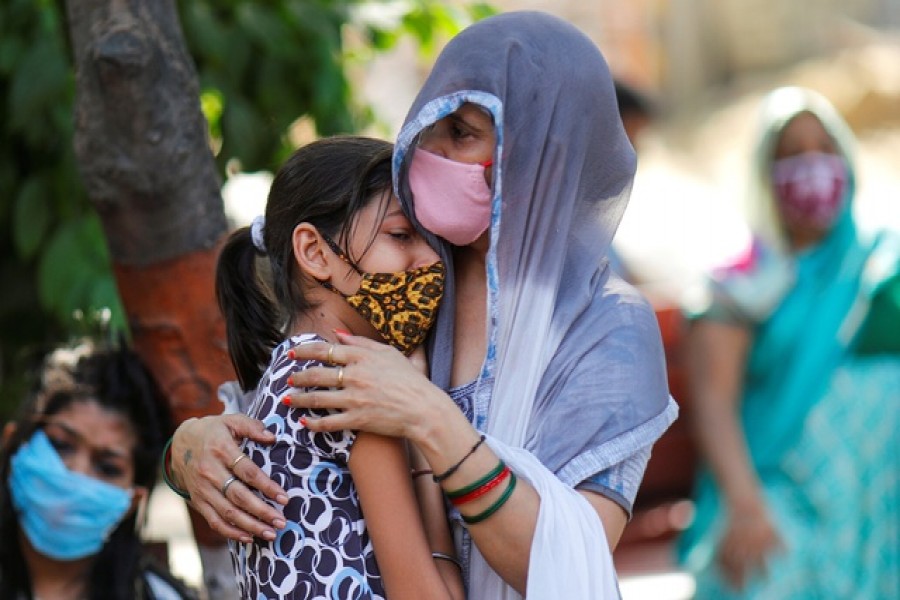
[65,0,231,547]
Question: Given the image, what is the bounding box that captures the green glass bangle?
[161,437,191,500]
[445,460,506,499]
[461,472,517,525]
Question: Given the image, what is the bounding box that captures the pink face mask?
[408,148,493,246]
[771,152,848,231]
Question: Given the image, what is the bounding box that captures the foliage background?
[0,0,493,418]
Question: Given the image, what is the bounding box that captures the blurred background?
[2,1,898,598]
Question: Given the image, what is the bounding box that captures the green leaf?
[36,215,112,324]
[12,176,51,259]
[8,36,70,139]
[221,97,270,170]
[235,4,293,57]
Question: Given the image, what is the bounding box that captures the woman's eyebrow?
[449,112,485,132]
[47,420,130,460]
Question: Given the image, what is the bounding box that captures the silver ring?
[336,366,344,389]
[327,344,336,365]
[221,475,238,497]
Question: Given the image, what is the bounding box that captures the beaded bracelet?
[461,472,517,525]
[448,465,511,507]
[432,434,486,483]
[161,437,191,500]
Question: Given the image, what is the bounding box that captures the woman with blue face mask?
[677,87,900,598]
[0,341,196,600]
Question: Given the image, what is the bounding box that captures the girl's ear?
[292,223,333,281]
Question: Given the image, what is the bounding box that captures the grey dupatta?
[393,12,677,598]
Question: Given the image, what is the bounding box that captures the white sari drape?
[467,437,620,600]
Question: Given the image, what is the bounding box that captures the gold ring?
[327,344,336,365]
[229,453,248,471]
[221,475,238,497]
[336,366,344,389]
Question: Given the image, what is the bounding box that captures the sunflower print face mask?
[319,235,445,355]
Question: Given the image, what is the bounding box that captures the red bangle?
[449,466,511,507]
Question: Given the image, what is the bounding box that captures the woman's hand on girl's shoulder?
[170,414,288,542]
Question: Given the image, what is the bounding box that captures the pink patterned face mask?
[408,148,493,246]
[771,152,848,231]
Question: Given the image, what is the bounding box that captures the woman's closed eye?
[450,122,473,141]
[388,230,413,243]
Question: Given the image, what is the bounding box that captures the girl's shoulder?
[271,332,327,364]
[264,333,328,381]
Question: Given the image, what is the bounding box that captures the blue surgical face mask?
[8,430,133,561]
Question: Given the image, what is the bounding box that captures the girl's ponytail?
[216,228,281,390]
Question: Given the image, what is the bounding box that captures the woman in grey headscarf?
[169,11,677,598]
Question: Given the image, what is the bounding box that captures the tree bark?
[65,0,231,547]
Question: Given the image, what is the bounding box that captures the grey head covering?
[394,11,675,482]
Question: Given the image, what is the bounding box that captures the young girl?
[0,340,195,600]
[211,136,462,599]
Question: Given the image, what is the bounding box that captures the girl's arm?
[349,431,464,600]
[408,444,465,597]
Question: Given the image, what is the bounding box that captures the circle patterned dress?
[229,334,385,599]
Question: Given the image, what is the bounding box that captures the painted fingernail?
[287,349,295,359]
[262,529,276,541]
[273,518,286,529]
[286,374,292,386]
[276,494,289,505]
[281,396,291,406]
[333,329,350,336]
[299,417,308,427]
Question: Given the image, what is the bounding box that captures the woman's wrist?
[161,436,190,500]
[725,486,766,516]
[167,418,196,489]
[413,409,484,481]
[407,386,472,449]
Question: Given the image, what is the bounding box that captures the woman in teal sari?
[678,86,899,599]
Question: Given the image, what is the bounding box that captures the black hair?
[216,136,394,390]
[0,339,177,599]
